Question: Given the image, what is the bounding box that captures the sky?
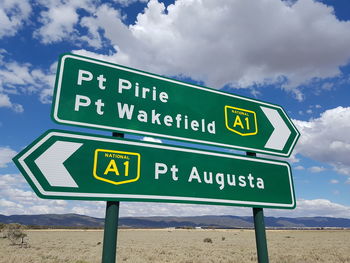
[1,0,350,219]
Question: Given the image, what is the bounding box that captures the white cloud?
[0,51,55,105]
[0,174,26,186]
[36,5,78,43]
[321,82,334,91]
[0,92,15,109]
[0,0,31,38]
[71,201,105,216]
[294,165,304,170]
[0,199,24,215]
[73,0,350,100]
[1,173,350,219]
[3,198,350,219]
[265,199,350,218]
[112,0,148,7]
[2,1,350,100]
[0,199,18,207]
[79,16,104,49]
[0,173,69,215]
[118,202,251,217]
[332,164,350,176]
[0,147,16,168]
[0,93,23,112]
[76,3,131,57]
[34,0,97,44]
[330,179,339,184]
[293,106,350,176]
[27,205,66,214]
[308,166,326,173]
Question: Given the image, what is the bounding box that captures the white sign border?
[52,54,300,157]
[18,130,296,209]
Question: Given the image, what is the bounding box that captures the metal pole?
[101,133,123,263]
[247,152,269,263]
[253,207,269,263]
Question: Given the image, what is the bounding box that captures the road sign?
[13,130,295,209]
[52,54,299,157]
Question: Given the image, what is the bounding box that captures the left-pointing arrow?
[34,141,82,187]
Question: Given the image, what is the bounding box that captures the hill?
[1,214,350,229]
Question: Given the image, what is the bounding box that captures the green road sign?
[13,130,295,209]
[52,54,299,157]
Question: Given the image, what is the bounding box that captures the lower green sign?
[13,130,295,209]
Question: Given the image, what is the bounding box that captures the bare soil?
[1,229,349,263]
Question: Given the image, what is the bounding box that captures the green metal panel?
[13,129,295,209]
[51,54,299,157]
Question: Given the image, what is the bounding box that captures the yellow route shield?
[224,106,258,136]
[93,149,141,185]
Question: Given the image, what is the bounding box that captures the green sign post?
[13,130,295,209]
[52,54,299,157]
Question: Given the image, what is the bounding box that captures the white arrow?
[260,107,291,151]
[34,141,83,188]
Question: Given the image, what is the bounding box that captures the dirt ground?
[1,229,350,263]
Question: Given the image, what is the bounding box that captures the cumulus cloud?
[76,3,131,56]
[0,147,17,168]
[3,198,350,219]
[34,0,97,44]
[0,93,23,112]
[293,106,350,176]
[0,0,31,38]
[2,0,350,101]
[71,0,350,100]
[266,199,350,218]
[0,173,70,215]
[113,0,148,7]
[330,179,339,184]
[1,172,350,219]
[0,51,55,105]
[118,202,251,217]
[0,174,26,186]
[308,166,326,173]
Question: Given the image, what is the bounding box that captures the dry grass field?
[1,229,350,263]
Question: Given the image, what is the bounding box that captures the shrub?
[203,237,213,243]
[0,223,6,238]
[4,224,27,246]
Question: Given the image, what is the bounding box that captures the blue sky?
[1,0,350,218]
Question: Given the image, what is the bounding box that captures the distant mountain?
[0,214,104,227]
[117,215,350,228]
[1,214,350,228]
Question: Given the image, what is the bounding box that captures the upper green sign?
[52,54,300,157]
[13,130,295,209]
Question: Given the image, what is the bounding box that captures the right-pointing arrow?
[34,141,83,188]
[261,107,291,151]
